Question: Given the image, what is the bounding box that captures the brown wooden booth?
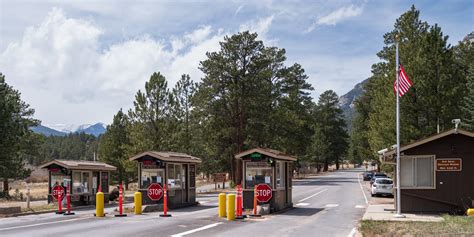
[235,148,296,213]
[39,159,116,205]
[381,128,474,213]
[129,151,201,208]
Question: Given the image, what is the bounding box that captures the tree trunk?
[336,160,340,170]
[323,160,329,172]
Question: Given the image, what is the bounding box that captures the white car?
[371,178,393,197]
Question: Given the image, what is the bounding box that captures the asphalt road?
[0,168,368,237]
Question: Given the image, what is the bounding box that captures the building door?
[92,172,99,194]
[183,164,188,203]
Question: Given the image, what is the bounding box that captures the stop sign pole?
[52,185,65,214]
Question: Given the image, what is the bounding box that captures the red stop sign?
[147,183,163,201]
[52,185,65,201]
[255,184,272,203]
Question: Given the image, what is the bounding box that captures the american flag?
[393,64,412,96]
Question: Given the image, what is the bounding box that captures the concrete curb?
[2,201,134,218]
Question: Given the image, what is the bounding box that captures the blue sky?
[0,0,472,125]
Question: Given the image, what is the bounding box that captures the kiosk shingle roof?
[39,159,117,171]
[129,151,202,163]
[234,147,297,161]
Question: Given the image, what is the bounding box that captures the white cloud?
[0,8,275,124]
[305,5,363,33]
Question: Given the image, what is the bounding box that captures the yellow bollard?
[95,191,104,217]
[218,193,226,217]
[467,208,474,216]
[134,191,142,215]
[227,194,236,221]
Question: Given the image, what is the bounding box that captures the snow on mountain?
[41,123,106,136]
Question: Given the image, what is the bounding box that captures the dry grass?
[21,203,57,213]
[359,215,474,236]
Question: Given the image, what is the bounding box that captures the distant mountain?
[80,123,106,137]
[339,78,369,132]
[32,123,107,137]
[31,125,67,136]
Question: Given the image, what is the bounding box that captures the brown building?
[129,151,201,208]
[381,128,474,213]
[39,159,116,205]
[235,147,296,213]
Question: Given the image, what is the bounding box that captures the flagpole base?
[114,214,127,217]
[393,213,405,218]
[159,214,172,217]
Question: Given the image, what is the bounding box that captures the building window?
[276,161,285,188]
[72,171,90,193]
[141,168,164,189]
[400,155,435,188]
[51,172,69,188]
[245,162,273,189]
[168,164,182,189]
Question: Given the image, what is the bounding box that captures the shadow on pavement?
[171,205,217,213]
[278,207,324,216]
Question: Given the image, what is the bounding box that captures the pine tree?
[127,72,171,152]
[0,73,39,192]
[462,66,474,130]
[310,90,348,171]
[196,31,287,182]
[98,109,135,189]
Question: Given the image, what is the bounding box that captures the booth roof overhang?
[129,151,202,164]
[380,128,474,165]
[39,159,117,171]
[234,147,297,161]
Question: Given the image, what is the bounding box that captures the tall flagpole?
[394,38,405,218]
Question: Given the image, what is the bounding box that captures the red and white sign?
[147,183,163,201]
[52,185,65,201]
[255,184,272,203]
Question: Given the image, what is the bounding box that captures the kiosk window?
[168,164,182,189]
[72,171,90,193]
[51,172,68,188]
[245,162,273,189]
[141,169,163,188]
[276,161,285,188]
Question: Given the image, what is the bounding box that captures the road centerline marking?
[0,216,92,231]
[297,188,328,203]
[357,173,369,204]
[171,222,223,237]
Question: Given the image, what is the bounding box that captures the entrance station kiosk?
[39,159,116,205]
[129,151,202,208]
[235,148,296,213]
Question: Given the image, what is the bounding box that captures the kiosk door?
[183,164,188,203]
[92,172,99,193]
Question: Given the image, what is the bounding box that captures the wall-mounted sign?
[142,159,160,169]
[436,158,462,171]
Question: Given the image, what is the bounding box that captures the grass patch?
[359,215,474,236]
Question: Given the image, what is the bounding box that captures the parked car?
[370,173,388,185]
[363,171,374,181]
[371,178,394,197]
